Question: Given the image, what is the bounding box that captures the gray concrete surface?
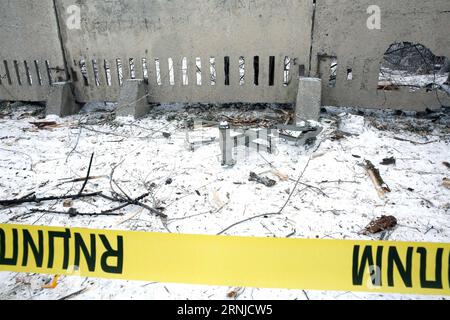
[1,0,449,112]
[296,77,322,122]
[46,82,79,117]
[55,0,313,104]
[116,80,149,118]
[0,0,67,102]
[311,0,450,110]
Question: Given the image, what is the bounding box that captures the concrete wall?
[1,0,449,110]
[311,0,450,110]
[0,0,67,102]
[56,0,313,103]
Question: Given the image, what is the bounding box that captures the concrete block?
[295,77,322,123]
[46,82,79,117]
[116,79,149,118]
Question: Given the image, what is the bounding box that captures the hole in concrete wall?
[142,58,149,83]
[196,57,202,86]
[283,56,291,86]
[299,64,305,77]
[168,58,175,85]
[210,57,216,86]
[104,60,112,86]
[155,58,162,86]
[269,56,275,86]
[129,58,136,79]
[92,59,100,86]
[254,56,260,86]
[379,42,450,93]
[182,57,189,86]
[224,56,230,86]
[347,68,353,81]
[45,60,53,85]
[239,56,245,85]
[34,60,42,86]
[329,57,337,87]
[24,61,32,85]
[80,59,89,86]
[13,60,22,85]
[3,61,11,85]
[116,59,124,86]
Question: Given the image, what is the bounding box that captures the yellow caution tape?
[0,223,449,296]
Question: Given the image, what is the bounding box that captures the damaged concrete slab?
[46,82,79,117]
[116,80,150,118]
[295,77,322,123]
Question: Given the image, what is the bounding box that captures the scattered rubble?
[380,157,396,166]
[249,172,277,188]
[29,121,59,129]
[227,287,244,300]
[362,216,398,235]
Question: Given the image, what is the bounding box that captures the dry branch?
[0,192,102,207]
[57,175,106,186]
[78,153,94,195]
[30,208,122,217]
[363,160,391,198]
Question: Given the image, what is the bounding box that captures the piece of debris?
[330,130,353,141]
[377,81,400,91]
[162,132,171,138]
[443,162,450,169]
[443,178,450,189]
[63,200,73,208]
[277,124,323,147]
[42,275,60,289]
[249,172,276,187]
[29,121,58,129]
[363,160,391,198]
[227,287,244,299]
[68,208,79,217]
[362,215,398,235]
[165,178,173,185]
[380,157,396,166]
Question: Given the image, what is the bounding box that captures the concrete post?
[116,79,149,118]
[219,121,235,167]
[295,77,322,123]
[46,82,79,117]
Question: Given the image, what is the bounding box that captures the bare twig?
[363,160,391,198]
[0,192,102,207]
[57,175,106,187]
[58,288,88,300]
[393,136,438,145]
[30,208,122,217]
[78,153,94,195]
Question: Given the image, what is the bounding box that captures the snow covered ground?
[0,102,449,300]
